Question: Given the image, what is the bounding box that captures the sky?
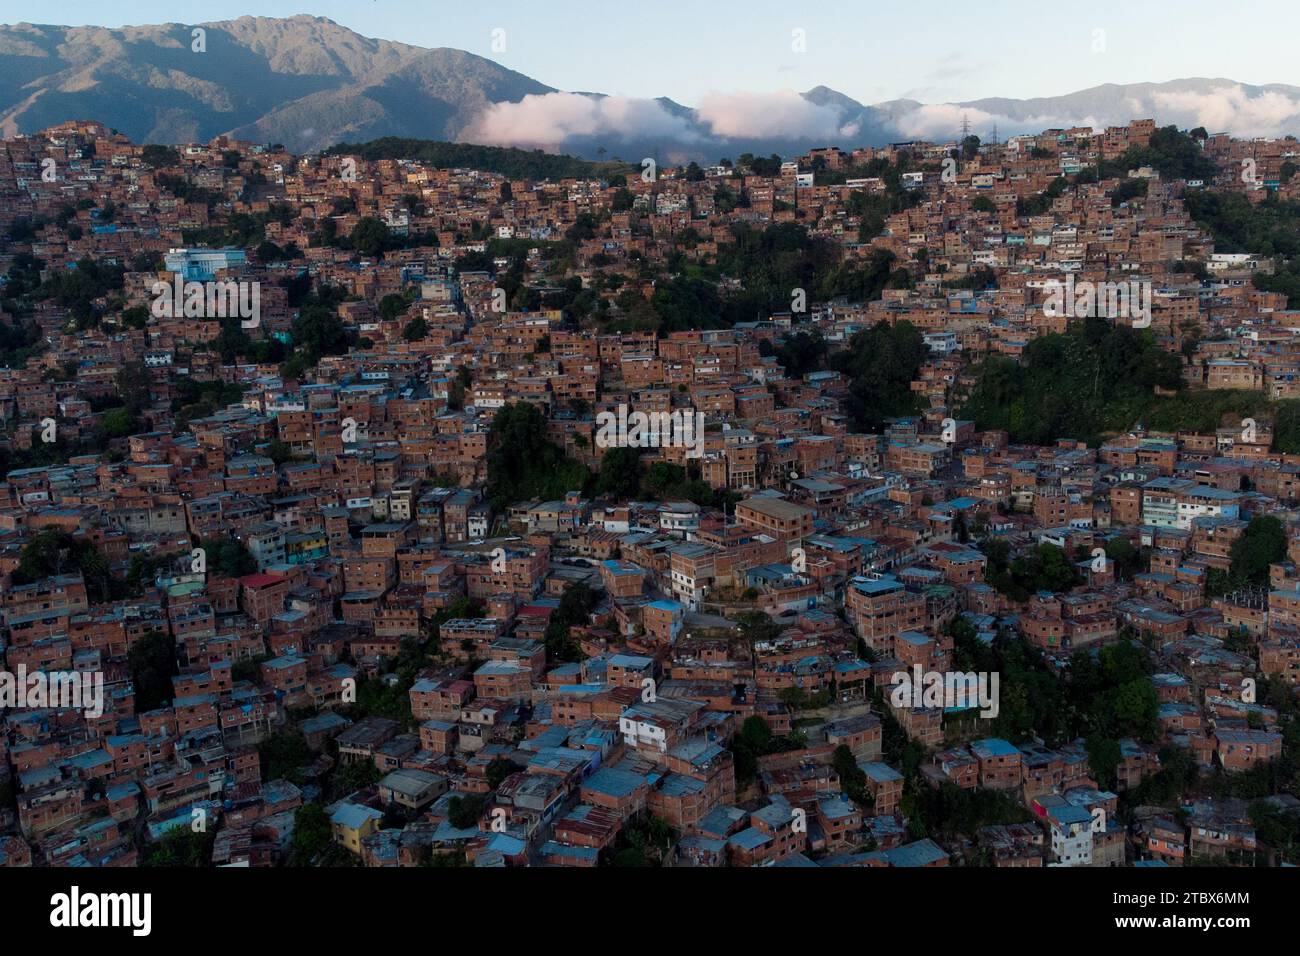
[5,0,1299,107]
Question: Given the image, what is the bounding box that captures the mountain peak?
[0,17,1297,158]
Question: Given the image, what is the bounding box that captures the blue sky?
[8,0,1300,106]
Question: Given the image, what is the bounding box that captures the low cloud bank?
[459,83,1300,154]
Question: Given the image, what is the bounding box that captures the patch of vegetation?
[485,401,590,512]
[831,320,929,432]
[326,138,635,182]
[959,318,1184,446]
[730,715,808,789]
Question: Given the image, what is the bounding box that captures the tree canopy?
[960,318,1183,445]
[486,402,590,512]
[830,320,929,432]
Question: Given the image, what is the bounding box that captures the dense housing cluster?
[0,115,1298,869]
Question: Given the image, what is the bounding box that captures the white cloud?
[891,103,1102,140]
[461,88,862,151]
[457,83,1300,155]
[694,90,856,140]
[460,92,698,150]
[1149,84,1300,137]
[892,86,1300,142]
[891,103,994,139]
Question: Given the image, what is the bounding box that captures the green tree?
[830,320,928,431]
[260,730,311,783]
[266,439,293,465]
[402,316,429,342]
[1229,515,1287,588]
[13,530,115,603]
[102,406,138,438]
[144,827,215,867]
[485,402,590,512]
[772,329,830,378]
[597,446,642,500]
[379,293,409,323]
[486,756,522,790]
[960,319,1183,446]
[833,744,872,807]
[545,582,600,662]
[292,303,349,359]
[738,716,774,753]
[1086,735,1122,791]
[447,794,486,829]
[129,630,178,712]
[1103,537,1141,579]
[140,144,181,168]
[349,218,392,258]
[198,538,258,577]
[291,803,333,864]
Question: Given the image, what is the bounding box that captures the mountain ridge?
[2,17,1299,157]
